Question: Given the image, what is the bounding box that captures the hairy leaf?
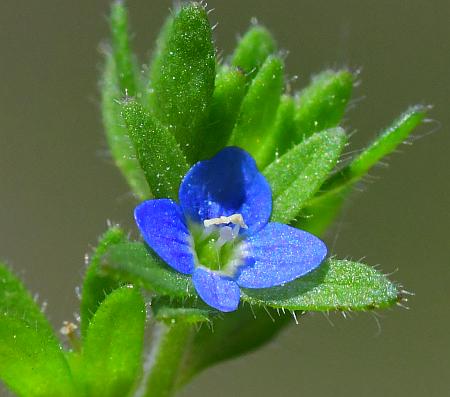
[0,318,77,397]
[257,94,297,168]
[80,226,126,337]
[101,242,194,298]
[241,259,400,311]
[197,66,247,160]
[152,298,214,325]
[148,3,215,162]
[101,3,150,199]
[0,264,51,328]
[81,287,146,397]
[301,106,427,232]
[110,1,139,95]
[0,264,76,397]
[324,105,428,194]
[294,188,349,236]
[122,100,189,199]
[294,70,353,142]
[231,25,277,79]
[264,127,347,224]
[229,56,284,161]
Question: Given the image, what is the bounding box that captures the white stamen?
[232,224,241,238]
[60,321,78,336]
[203,213,248,229]
[216,226,234,248]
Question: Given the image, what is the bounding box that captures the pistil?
[191,213,248,275]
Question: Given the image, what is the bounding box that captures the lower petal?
[236,223,327,288]
[134,199,195,275]
[192,267,241,312]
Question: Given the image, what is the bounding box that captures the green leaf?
[231,24,277,79]
[257,94,297,168]
[229,56,284,161]
[241,259,400,311]
[148,3,216,162]
[122,100,189,199]
[301,106,427,230]
[0,264,76,397]
[294,70,353,142]
[178,305,291,385]
[197,66,247,160]
[324,105,428,194]
[294,188,349,236]
[0,318,77,397]
[110,1,139,96]
[264,127,347,224]
[81,286,146,397]
[101,54,150,200]
[143,322,192,397]
[0,264,50,328]
[152,298,215,325]
[80,226,126,338]
[101,2,150,199]
[101,242,195,298]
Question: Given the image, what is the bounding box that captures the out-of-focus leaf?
[148,3,215,162]
[81,286,146,397]
[110,1,139,95]
[101,3,150,199]
[122,100,189,199]
[294,188,349,236]
[231,25,277,79]
[323,105,428,194]
[197,66,247,160]
[80,226,126,338]
[143,322,192,397]
[178,305,291,385]
[299,106,427,233]
[264,128,347,224]
[101,242,195,298]
[294,70,353,142]
[229,56,284,161]
[241,259,400,311]
[0,264,76,397]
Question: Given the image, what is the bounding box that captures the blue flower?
[135,147,327,312]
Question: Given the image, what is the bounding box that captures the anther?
[203,213,248,229]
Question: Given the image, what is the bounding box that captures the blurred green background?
[0,1,449,396]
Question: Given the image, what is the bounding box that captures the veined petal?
[192,267,241,312]
[236,223,327,288]
[134,199,195,274]
[179,147,272,235]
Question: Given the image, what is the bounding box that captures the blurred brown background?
[0,1,449,396]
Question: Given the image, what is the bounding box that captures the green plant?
[0,2,427,396]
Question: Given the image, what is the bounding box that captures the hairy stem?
[139,322,192,397]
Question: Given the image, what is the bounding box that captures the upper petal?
[236,223,327,288]
[192,267,241,312]
[179,147,272,235]
[134,199,195,275]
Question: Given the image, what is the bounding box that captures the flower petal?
[134,199,195,274]
[179,147,272,235]
[192,267,241,312]
[236,223,327,288]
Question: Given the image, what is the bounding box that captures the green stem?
[140,322,192,397]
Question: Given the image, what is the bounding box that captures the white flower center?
[203,213,248,229]
[190,213,248,275]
